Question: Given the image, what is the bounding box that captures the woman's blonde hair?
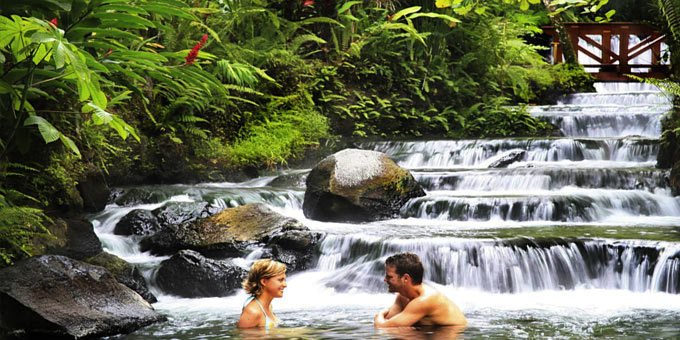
[242,259,286,296]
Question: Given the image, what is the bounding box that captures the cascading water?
[91,83,680,338]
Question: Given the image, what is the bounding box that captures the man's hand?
[374,310,388,327]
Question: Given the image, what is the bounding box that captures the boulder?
[269,171,309,190]
[46,218,102,260]
[488,149,526,168]
[0,255,164,338]
[84,252,157,303]
[77,167,110,213]
[114,187,167,206]
[155,250,246,298]
[671,162,680,196]
[153,201,210,227]
[303,149,425,222]
[114,209,161,236]
[140,203,321,270]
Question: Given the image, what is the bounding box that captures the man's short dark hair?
[385,252,424,284]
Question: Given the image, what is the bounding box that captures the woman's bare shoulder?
[238,302,264,328]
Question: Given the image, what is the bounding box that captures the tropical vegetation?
[0,0,676,265]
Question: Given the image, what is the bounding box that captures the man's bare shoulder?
[421,285,456,305]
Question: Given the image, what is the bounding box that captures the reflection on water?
[113,306,680,339]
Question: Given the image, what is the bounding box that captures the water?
[92,83,680,338]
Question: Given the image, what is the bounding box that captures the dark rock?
[657,106,680,170]
[114,209,161,236]
[269,171,309,189]
[303,148,425,222]
[671,162,680,196]
[0,255,164,338]
[140,203,298,256]
[140,204,321,271]
[488,150,527,168]
[155,250,246,298]
[153,201,210,227]
[84,252,157,303]
[115,188,167,206]
[46,218,102,260]
[77,167,110,213]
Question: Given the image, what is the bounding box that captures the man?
[374,252,467,328]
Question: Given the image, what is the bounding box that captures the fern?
[658,0,680,43]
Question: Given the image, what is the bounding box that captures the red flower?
[49,18,58,27]
[185,34,208,65]
[303,0,314,6]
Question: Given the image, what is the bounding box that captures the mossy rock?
[84,252,157,303]
[140,203,308,257]
[303,149,425,222]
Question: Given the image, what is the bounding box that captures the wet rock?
[46,218,102,260]
[155,250,246,298]
[303,148,425,222]
[115,187,167,206]
[488,150,526,168]
[269,171,309,190]
[0,255,164,338]
[85,252,157,303]
[153,201,210,227]
[140,204,321,270]
[114,209,161,236]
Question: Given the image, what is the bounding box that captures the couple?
[238,252,467,329]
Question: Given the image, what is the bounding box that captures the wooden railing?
[543,23,670,81]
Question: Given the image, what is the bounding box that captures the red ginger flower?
[49,18,58,27]
[185,34,208,65]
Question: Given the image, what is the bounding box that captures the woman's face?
[262,273,287,298]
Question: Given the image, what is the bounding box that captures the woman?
[238,259,287,329]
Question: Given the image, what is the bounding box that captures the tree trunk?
[543,0,579,65]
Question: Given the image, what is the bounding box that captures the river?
[93,82,680,338]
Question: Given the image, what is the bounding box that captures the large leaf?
[391,6,422,22]
[23,115,59,143]
[408,12,461,24]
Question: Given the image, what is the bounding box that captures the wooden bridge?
[543,23,670,81]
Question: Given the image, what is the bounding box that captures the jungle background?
[1,0,678,266]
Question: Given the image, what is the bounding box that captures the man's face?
[384,265,403,293]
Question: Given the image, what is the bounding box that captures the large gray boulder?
[155,250,246,298]
[303,149,425,222]
[140,203,320,271]
[0,255,164,338]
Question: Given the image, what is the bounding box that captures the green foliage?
[0,163,51,266]
[456,97,555,138]
[229,108,330,167]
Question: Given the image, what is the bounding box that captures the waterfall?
[89,82,680,337]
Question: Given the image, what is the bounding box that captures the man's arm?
[374,297,428,328]
[383,294,408,319]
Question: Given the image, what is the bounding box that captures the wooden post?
[651,31,661,65]
[619,26,630,74]
[602,30,611,65]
